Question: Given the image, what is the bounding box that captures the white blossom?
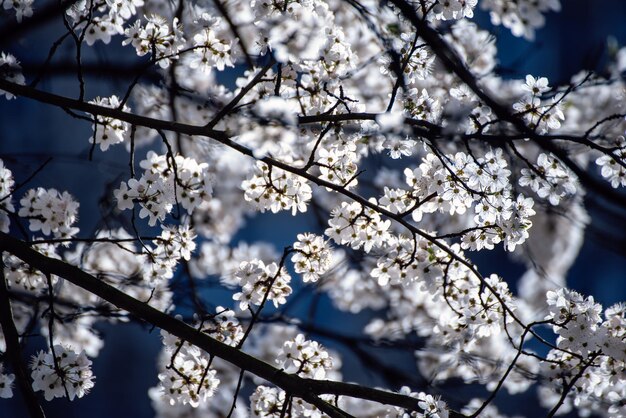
[233,259,292,311]
[157,327,221,408]
[0,364,14,399]
[242,161,312,215]
[114,151,212,225]
[18,188,79,239]
[276,334,332,379]
[30,345,94,401]
[596,135,626,188]
[291,233,332,282]
[0,52,25,99]
[88,95,130,151]
[123,15,185,68]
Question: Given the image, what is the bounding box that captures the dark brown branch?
[0,78,228,140]
[0,232,464,418]
[546,354,599,418]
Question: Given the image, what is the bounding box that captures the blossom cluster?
[519,152,577,205]
[144,223,197,282]
[233,259,292,311]
[431,0,477,21]
[404,88,442,124]
[291,233,332,282]
[199,307,245,347]
[249,385,288,417]
[513,75,564,134]
[540,290,626,417]
[596,135,626,188]
[152,311,241,412]
[276,334,332,379]
[250,385,327,418]
[123,16,185,68]
[546,288,604,356]
[370,235,445,289]
[325,201,392,253]
[18,187,80,239]
[242,161,312,215]
[30,345,94,401]
[190,26,235,72]
[375,149,536,253]
[114,151,213,225]
[88,95,131,151]
[316,140,361,188]
[250,334,333,418]
[63,0,143,46]
[157,329,220,408]
[247,332,336,417]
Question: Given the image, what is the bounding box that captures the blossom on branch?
[30,345,94,401]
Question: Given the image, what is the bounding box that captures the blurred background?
[1,1,626,417]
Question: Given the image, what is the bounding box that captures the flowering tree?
[1,0,626,417]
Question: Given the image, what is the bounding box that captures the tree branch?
[0,232,464,417]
